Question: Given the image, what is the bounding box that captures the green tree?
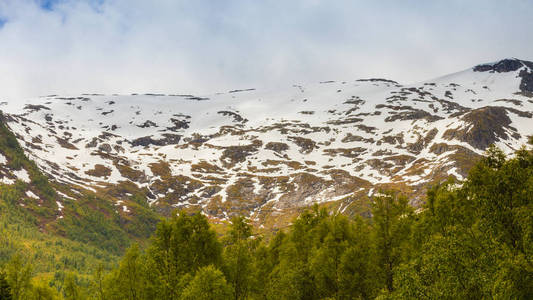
[338,217,379,299]
[467,146,533,255]
[30,279,59,300]
[105,244,148,300]
[63,273,84,300]
[371,191,412,293]
[492,254,533,299]
[0,270,12,300]
[146,212,222,299]
[252,231,285,299]
[5,254,33,300]
[393,144,533,299]
[222,216,256,300]
[309,213,355,299]
[90,263,106,300]
[269,205,328,299]
[181,265,232,300]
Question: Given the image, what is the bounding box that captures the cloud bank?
[0,0,532,100]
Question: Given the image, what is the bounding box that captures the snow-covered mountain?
[1,58,532,227]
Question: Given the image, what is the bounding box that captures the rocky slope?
[1,58,532,229]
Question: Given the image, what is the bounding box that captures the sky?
[0,0,532,100]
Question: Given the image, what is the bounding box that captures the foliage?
[0,270,12,300]
[181,265,233,300]
[0,142,532,299]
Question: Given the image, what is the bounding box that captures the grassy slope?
[0,114,160,284]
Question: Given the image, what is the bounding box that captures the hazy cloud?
[0,0,532,100]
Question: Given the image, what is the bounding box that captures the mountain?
[1,58,532,231]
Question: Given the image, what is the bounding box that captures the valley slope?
[1,58,532,231]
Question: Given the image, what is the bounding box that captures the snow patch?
[26,190,39,199]
[56,201,64,211]
[13,169,30,183]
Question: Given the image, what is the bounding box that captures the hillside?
[0,58,531,231]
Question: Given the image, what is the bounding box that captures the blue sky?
[0,0,532,99]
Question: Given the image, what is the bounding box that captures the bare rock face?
[519,69,533,94]
[473,58,533,73]
[221,144,259,167]
[474,58,533,95]
[265,142,289,153]
[288,136,316,154]
[130,134,181,147]
[443,106,517,150]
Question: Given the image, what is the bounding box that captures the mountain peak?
[473,58,533,73]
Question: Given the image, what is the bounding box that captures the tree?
[146,212,222,299]
[106,244,147,300]
[225,216,252,244]
[309,213,356,299]
[392,144,533,299]
[5,254,33,300]
[467,146,533,255]
[269,205,329,299]
[492,254,533,299]
[371,191,412,293]
[0,271,12,300]
[222,216,256,300]
[63,273,84,300]
[91,263,106,300]
[252,231,285,299]
[31,279,59,300]
[338,217,379,299]
[181,265,232,300]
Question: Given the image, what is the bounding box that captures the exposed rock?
[265,142,289,153]
[217,111,248,123]
[443,106,516,150]
[341,133,375,143]
[474,58,525,73]
[85,164,112,178]
[407,128,438,154]
[384,108,443,123]
[519,69,533,94]
[137,120,157,128]
[327,117,363,125]
[378,133,404,146]
[85,138,98,148]
[24,104,50,112]
[56,137,78,150]
[130,134,181,147]
[356,78,398,84]
[220,141,262,166]
[494,99,523,106]
[354,124,377,134]
[288,136,317,154]
[98,143,112,153]
[324,147,366,158]
[299,111,315,115]
[167,118,190,130]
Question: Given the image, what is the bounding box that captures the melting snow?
[13,169,30,183]
[25,190,39,199]
[0,177,14,185]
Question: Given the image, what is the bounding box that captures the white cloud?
[0,0,532,101]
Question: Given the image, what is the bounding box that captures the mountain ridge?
[0,58,532,229]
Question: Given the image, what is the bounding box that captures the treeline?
[1,145,532,299]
